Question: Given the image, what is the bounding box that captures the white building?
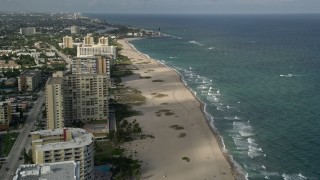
[77,45,116,58]
[31,128,94,180]
[13,161,80,180]
[20,27,36,35]
[71,25,80,34]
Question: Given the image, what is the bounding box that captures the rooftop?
[46,77,63,85]
[19,70,40,78]
[13,161,79,180]
[31,128,93,151]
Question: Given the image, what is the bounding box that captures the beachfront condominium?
[0,101,12,130]
[76,44,116,58]
[72,54,113,76]
[45,71,109,127]
[63,36,73,48]
[13,161,80,180]
[83,34,94,46]
[98,36,109,45]
[62,73,109,125]
[45,72,64,129]
[17,70,42,92]
[31,128,94,180]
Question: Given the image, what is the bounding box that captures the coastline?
[118,38,241,180]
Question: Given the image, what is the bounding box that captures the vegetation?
[152,79,164,82]
[155,109,175,117]
[182,157,190,162]
[0,132,19,157]
[169,125,184,130]
[16,55,36,67]
[61,47,77,56]
[23,148,34,164]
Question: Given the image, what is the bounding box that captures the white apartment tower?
[31,128,94,180]
[63,36,73,48]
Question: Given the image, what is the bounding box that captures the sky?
[0,0,319,14]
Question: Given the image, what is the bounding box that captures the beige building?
[83,34,94,46]
[0,60,21,71]
[98,36,108,45]
[17,70,41,92]
[72,55,112,76]
[63,36,73,48]
[63,74,109,125]
[31,128,94,180]
[46,72,64,130]
[0,101,11,129]
[13,161,80,180]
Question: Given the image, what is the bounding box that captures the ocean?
[89,14,320,179]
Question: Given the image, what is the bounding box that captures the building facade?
[31,128,94,180]
[83,35,94,46]
[98,36,108,45]
[71,55,112,75]
[62,74,109,125]
[70,25,79,34]
[20,27,36,35]
[63,36,73,49]
[17,70,41,92]
[0,101,11,130]
[76,45,116,58]
[46,72,64,130]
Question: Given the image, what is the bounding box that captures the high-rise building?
[0,101,11,130]
[83,34,94,46]
[71,55,113,75]
[76,45,116,58]
[98,36,109,45]
[70,25,79,34]
[62,74,109,125]
[31,128,94,180]
[17,70,41,92]
[20,27,36,35]
[63,36,73,48]
[45,72,64,130]
[13,161,80,180]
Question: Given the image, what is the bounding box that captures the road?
[0,91,45,179]
[47,43,72,71]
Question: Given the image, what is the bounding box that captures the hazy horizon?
[0,0,319,15]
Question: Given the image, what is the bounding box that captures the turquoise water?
[90,14,320,179]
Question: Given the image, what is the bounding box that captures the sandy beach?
[118,38,235,180]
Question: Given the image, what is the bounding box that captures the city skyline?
[0,0,319,14]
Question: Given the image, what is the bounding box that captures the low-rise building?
[17,70,41,92]
[13,161,80,180]
[0,60,21,71]
[31,128,94,180]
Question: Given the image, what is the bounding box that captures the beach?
[118,38,236,180]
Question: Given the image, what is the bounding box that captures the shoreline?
[118,38,240,180]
